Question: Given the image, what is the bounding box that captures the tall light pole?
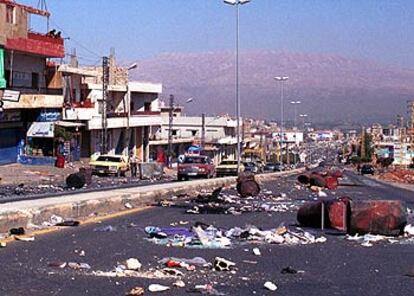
[274,76,288,164]
[224,0,251,174]
[299,113,308,130]
[125,63,138,156]
[290,100,301,129]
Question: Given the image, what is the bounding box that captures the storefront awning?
[55,121,85,128]
[27,122,54,138]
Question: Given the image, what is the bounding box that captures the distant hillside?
[130,50,414,124]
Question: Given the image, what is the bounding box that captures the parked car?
[264,162,284,172]
[216,160,245,177]
[177,155,215,181]
[360,164,375,175]
[89,154,129,176]
[243,162,259,174]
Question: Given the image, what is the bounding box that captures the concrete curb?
[0,169,303,233]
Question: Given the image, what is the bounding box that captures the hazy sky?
[25,0,414,67]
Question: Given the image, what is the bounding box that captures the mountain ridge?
[130,50,414,124]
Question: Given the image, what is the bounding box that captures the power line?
[48,18,103,58]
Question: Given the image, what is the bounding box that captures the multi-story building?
[367,124,414,166]
[149,105,238,165]
[0,0,64,164]
[59,57,162,162]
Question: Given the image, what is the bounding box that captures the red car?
[177,155,215,181]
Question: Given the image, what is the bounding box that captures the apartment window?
[144,102,151,112]
[6,5,15,24]
[32,72,39,89]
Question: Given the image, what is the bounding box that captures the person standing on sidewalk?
[129,152,138,177]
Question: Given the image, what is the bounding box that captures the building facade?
[0,0,64,164]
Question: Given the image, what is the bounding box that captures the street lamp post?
[299,113,308,130]
[224,0,251,174]
[274,76,289,164]
[290,100,301,129]
[125,63,138,157]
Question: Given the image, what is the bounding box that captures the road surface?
[0,171,413,295]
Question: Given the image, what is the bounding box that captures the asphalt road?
[0,171,414,296]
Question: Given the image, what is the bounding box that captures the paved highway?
[0,171,413,295]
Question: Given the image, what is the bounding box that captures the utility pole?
[167,94,174,167]
[360,126,366,160]
[201,113,206,150]
[101,56,110,154]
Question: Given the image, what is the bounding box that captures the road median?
[0,169,303,234]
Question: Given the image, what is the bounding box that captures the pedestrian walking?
[130,152,138,177]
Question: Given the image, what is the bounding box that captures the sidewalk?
[0,162,85,186]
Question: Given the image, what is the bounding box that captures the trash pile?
[159,183,301,216]
[346,224,414,247]
[377,168,414,185]
[144,222,327,249]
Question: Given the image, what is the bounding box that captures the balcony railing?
[6,32,65,58]
[107,111,161,118]
[69,100,95,108]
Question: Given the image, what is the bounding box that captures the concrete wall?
[130,92,159,113]
[0,3,28,45]
[4,51,46,90]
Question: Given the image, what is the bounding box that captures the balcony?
[6,32,64,58]
[63,100,97,121]
[86,111,162,130]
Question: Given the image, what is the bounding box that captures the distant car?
[177,155,215,181]
[216,160,245,177]
[264,162,284,172]
[243,162,259,174]
[89,155,129,176]
[360,164,375,175]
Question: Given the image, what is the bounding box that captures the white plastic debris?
[404,224,414,236]
[318,191,328,198]
[124,202,133,209]
[148,284,170,292]
[253,248,261,256]
[264,281,278,291]
[173,280,186,288]
[125,258,142,271]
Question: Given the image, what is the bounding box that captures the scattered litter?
[214,257,236,272]
[14,235,35,242]
[318,191,328,198]
[0,242,6,248]
[48,261,67,269]
[9,227,25,235]
[126,286,145,296]
[162,268,184,277]
[56,220,80,227]
[173,280,186,288]
[404,224,414,236]
[94,225,117,232]
[281,266,304,274]
[190,284,226,295]
[125,258,142,271]
[79,250,86,257]
[148,284,170,292]
[252,248,261,256]
[264,281,278,291]
[68,262,91,270]
[125,203,133,209]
